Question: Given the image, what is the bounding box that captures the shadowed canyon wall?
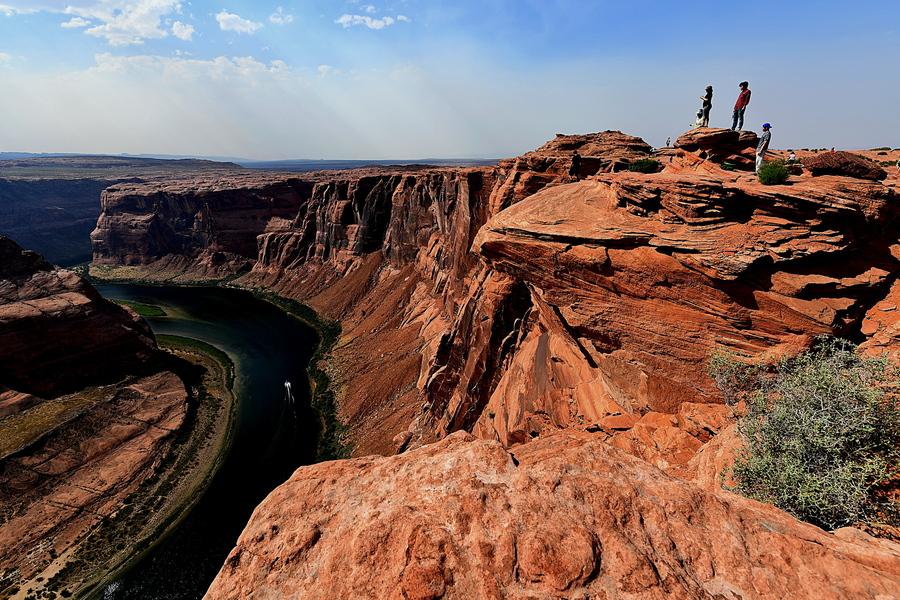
[0,236,189,597]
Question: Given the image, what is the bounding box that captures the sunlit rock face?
[205,431,900,600]
[89,132,900,599]
[90,132,898,463]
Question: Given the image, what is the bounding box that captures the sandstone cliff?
[0,155,243,266]
[91,129,899,463]
[88,130,900,598]
[0,237,190,598]
[0,236,161,397]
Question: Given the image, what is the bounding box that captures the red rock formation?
[674,127,758,168]
[0,236,161,397]
[0,237,192,597]
[87,131,900,597]
[89,132,899,463]
[0,372,187,587]
[804,150,888,180]
[421,168,897,453]
[90,173,316,277]
[206,431,900,600]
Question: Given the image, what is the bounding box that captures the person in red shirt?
[731,81,751,131]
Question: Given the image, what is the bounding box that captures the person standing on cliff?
[569,151,581,179]
[699,86,713,127]
[731,81,751,131]
[756,123,772,173]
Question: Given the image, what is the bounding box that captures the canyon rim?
[2,2,900,598]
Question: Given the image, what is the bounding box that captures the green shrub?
[627,158,661,173]
[757,160,790,185]
[710,338,900,530]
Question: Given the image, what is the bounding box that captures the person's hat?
[762,123,772,129]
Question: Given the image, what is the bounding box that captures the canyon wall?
[0,155,243,267]
[90,129,899,462]
[0,178,114,266]
[87,130,900,599]
[0,236,189,598]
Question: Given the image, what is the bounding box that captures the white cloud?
[268,6,293,25]
[216,10,262,34]
[336,14,397,30]
[0,52,10,63]
[362,4,376,13]
[317,64,335,77]
[171,20,193,40]
[397,15,410,22]
[55,0,183,46]
[0,4,37,16]
[61,16,91,28]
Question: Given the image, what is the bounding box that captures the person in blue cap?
[756,123,772,173]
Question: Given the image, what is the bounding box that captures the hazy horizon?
[1,1,898,160]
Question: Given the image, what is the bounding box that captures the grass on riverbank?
[113,299,167,318]
[251,290,349,460]
[0,386,112,460]
[157,335,235,390]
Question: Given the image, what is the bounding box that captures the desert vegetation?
[627,158,662,173]
[710,338,899,530]
[113,299,167,317]
[757,160,790,185]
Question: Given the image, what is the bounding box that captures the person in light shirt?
[756,123,772,173]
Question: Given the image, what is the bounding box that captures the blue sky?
[1,1,898,159]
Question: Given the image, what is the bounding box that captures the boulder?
[207,431,900,600]
[674,127,759,168]
[803,151,888,180]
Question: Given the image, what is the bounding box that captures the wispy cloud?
[216,10,263,34]
[89,52,290,81]
[269,6,293,25]
[171,20,194,41]
[60,16,91,28]
[0,52,10,63]
[0,4,37,16]
[335,13,409,30]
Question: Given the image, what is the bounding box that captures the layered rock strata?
[89,132,899,462]
[0,373,187,592]
[0,237,190,598]
[88,131,900,598]
[0,236,160,397]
